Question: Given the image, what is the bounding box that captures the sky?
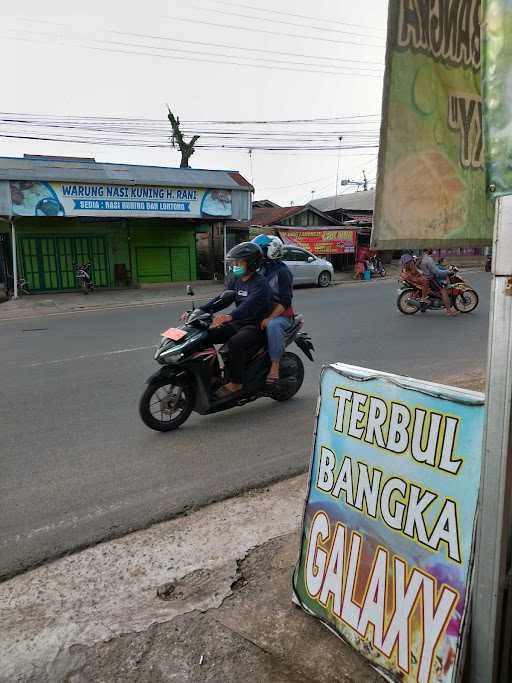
[3,0,388,206]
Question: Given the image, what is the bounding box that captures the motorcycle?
[75,262,93,294]
[364,257,386,279]
[139,287,315,432]
[6,273,30,298]
[367,256,387,278]
[397,266,479,315]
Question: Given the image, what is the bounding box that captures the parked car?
[282,246,334,287]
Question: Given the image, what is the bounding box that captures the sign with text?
[483,0,512,196]
[281,229,355,255]
[293,364,485,683]
[373,0,494,248]
[9,181,232,219]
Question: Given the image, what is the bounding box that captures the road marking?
[22,345,155,368]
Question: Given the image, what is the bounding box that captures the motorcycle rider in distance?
[252,234,294,385]
[400,252,430,302]
[200,242,272,398]
[420,249,458,316]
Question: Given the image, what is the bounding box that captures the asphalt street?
[0,272,490,578]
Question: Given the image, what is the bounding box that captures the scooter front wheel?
[139,378,194,431]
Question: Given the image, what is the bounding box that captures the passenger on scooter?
[420,249,457,316]
[201,242,272,398]
[400,253,430,301]
[252,234,294,386]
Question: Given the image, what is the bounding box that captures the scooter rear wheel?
[270,352,305,402]
[139,378,194,431]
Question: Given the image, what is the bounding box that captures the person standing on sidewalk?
[252,235,294,386]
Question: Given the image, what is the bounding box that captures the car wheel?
[317,271,331,288]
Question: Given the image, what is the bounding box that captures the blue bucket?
[363,270,371,281]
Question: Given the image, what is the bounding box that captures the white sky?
[3,0,388,206]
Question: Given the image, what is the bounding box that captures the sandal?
[216,386,241,400]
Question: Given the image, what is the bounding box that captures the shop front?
[0,157,252,293]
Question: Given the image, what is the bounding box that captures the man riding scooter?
[252,234,294,386]
[200,242,272,399]
[420,249,458,316]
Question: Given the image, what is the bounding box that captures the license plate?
[162,327,187,341]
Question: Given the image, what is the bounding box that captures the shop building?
[0,155,252,293]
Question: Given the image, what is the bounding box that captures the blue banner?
[71,199,191,213]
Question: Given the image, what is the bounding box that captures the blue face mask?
[232,264,246,277]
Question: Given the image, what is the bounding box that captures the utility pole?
[363,170,368,191]
[471,194,512,682]
[311,190,315,203]
[335,136,343,200]
[248,149,254,187]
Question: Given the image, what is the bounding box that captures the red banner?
[281,229,356,255]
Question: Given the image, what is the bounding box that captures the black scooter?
[139,287,314,432]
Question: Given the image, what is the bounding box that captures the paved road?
[0,273,490,578]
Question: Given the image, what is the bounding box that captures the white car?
[282,246,334,287]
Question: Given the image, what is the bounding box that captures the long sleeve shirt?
[261,260,294,315]
[203,273,272,325]
[420,254,449,280]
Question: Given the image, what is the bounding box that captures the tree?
[167,107,200,168]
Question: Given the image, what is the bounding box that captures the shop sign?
[281,229,355,255]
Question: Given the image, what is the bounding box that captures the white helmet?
[252,234,284,260]
[267,237,284,260]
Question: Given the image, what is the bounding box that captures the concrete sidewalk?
[0,475,381,683]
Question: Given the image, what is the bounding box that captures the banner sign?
[293,364,485,683]
[281,229,356,255]
[9,181,232,219]
[483,0,512,196]
[373,0,494,248]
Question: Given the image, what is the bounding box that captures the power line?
[0,111,381,126]
[0,131,378,152]
[189,3,386,43]
[5,31,383,79]
[214,0,386,35]
[19,18,384,67]
[159,14,385,49]
[257,173,336,191]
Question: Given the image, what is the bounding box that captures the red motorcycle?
[397,266,479,315]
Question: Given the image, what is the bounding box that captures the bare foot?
[267,360,280,382]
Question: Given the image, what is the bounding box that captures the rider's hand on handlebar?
[211,314,232,328]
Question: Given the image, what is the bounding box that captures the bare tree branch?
[167,107,200,168]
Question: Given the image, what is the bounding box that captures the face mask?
[232,264,246,277]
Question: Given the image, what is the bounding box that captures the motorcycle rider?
[252,234,294,385]
[420,249,457,316]
[400,252,430,301]
[201,242,272,398]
